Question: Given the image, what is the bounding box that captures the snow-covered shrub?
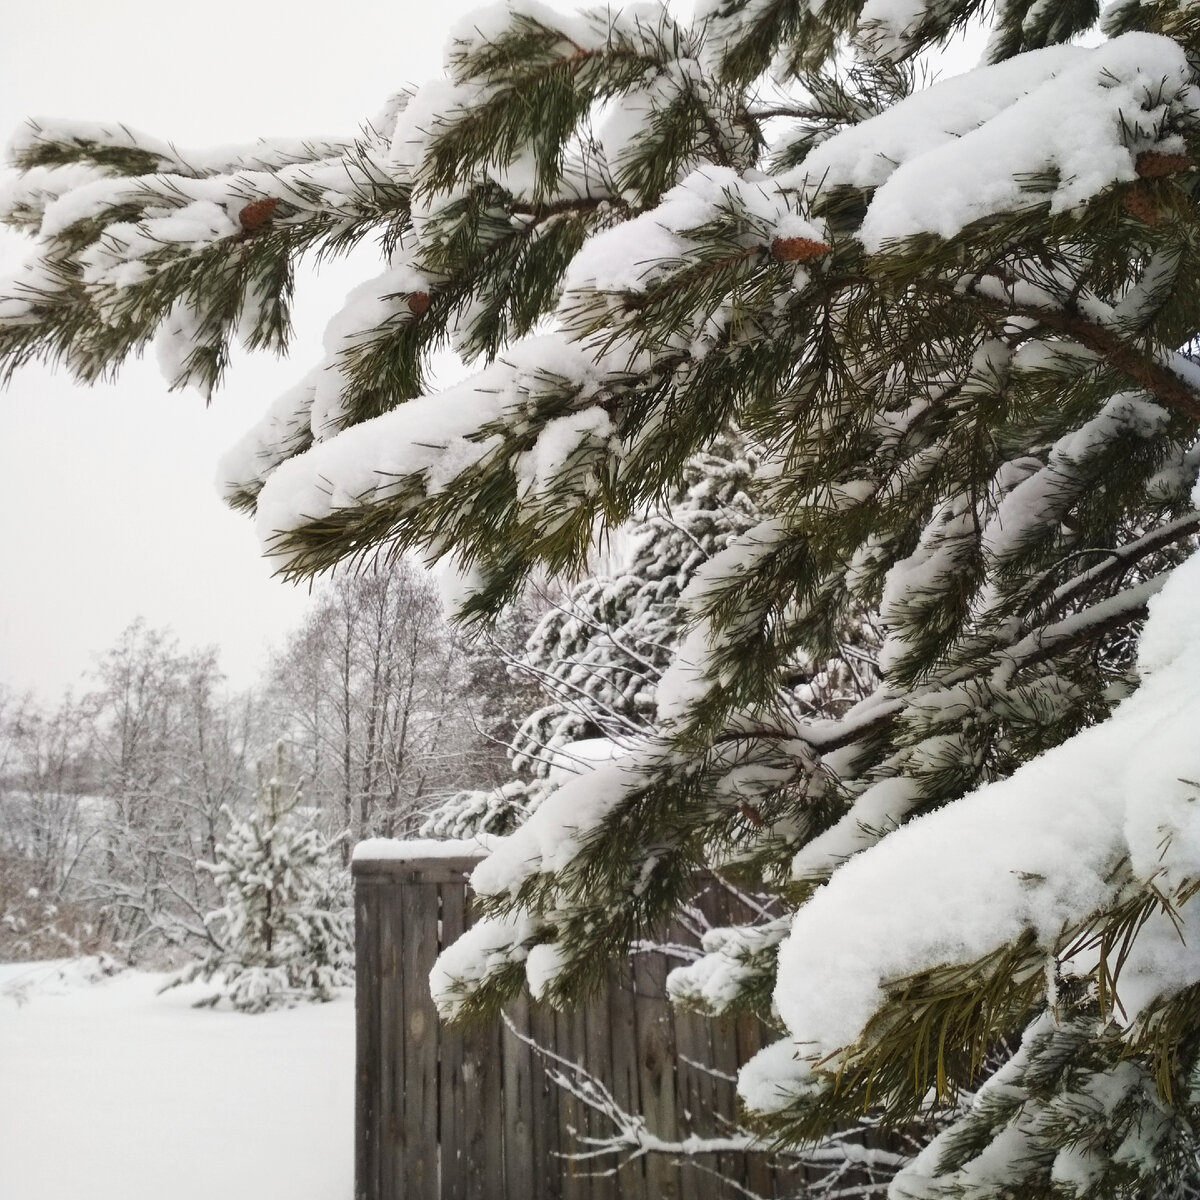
[170,752,352,1012]
[419,778,535,840]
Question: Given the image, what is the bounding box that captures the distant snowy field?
[0,958,353,1200]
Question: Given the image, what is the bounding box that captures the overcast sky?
[0,0,592,701]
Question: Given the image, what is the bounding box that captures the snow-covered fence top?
[353,837,495,865]
[352,841,778,1200]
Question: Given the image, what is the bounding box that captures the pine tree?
[172,747,353,1013]
[6,0,1200,1193]
[510,441,762,771]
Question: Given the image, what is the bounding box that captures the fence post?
[354,844,486,1200]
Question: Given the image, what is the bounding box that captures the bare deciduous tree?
[264,558,505,855]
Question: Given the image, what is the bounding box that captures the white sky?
[0,0,577,701]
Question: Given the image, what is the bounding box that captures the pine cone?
[239,196,280,233]
[1121,186,1161,226]
[407,292,432,316]
[771,236,832,263]
[1135,151,1194,179]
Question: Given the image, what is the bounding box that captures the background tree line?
[0,558,523,963]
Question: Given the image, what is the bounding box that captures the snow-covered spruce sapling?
[169,747,352,1012]
[6,0,1200,1194]
[509,441,765,771]
[424,441,781,837]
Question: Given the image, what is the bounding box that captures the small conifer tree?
[174,746,352,1013]
[510,441,763,770]
[7,0,1200,1192]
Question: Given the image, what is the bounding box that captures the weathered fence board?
[356,884,380,1200]
[354,851,777,1200]
[438,882,468,1200]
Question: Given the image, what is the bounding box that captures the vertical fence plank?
[607,955,646,1198]
[503,991,538,1200]
[461,888,507,1195]
[725,884,777,1200]
[400,875,440,1200]
[736,1010,776,1200]
[460,987,505,1196]
[355,879,381,1200]
[580,985,619,1200]
[633,947,682,1200]
[671,1002,715,1200]
[707,1011,744,1192]
[696,881,748,1195]
[380,880,407,1200]
[555,1003,588,1200]
[438,882,467,1200]
[532,1000,564,1200]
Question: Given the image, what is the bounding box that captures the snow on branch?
[740,546,1200,1112]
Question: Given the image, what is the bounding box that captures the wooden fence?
[353,847,780,1200]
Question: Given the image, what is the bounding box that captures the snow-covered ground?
[0,958,353,1200]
